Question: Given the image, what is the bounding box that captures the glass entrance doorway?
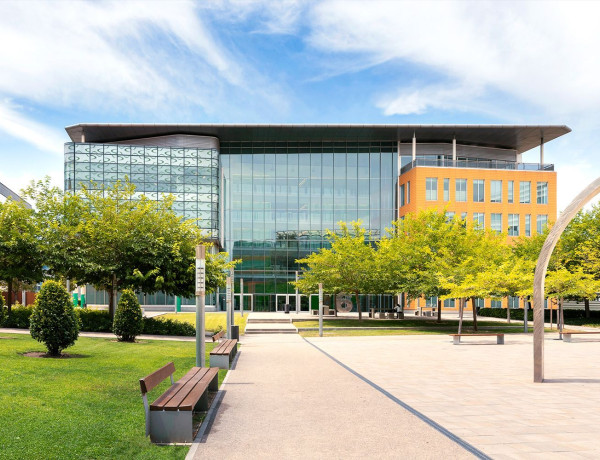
[276,294,296,312]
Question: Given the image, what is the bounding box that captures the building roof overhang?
[65,124,571,154]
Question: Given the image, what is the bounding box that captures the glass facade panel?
[508,180,514,203]
[426,177,438,201]
[537,182,548,204]
[473,212,484,229]
[525,214,531,237]
[64,142,219,238]
[537,214,548,234]
[443,178,449,201]
[520,181,531,203]
[455,179,467,202]
[491,213,503,233]
[473,179,484,202]
[491,180,502,203]
[220,141,396,311]
[508,213,519,236]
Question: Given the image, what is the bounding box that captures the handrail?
[400,158,554,175]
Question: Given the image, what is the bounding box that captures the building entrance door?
[275,294,296,312]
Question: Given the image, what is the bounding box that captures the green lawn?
[159,312,248,333]
[0,334,226,460]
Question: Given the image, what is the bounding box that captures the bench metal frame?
[452,334,504,345]
[563,331,600,343]
[210,339,238,369]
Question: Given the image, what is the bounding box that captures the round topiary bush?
[113,289,143,342]
[30,280,80,356]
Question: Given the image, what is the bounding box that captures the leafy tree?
[545,267,600,337]
[113,289,143,342]
[25,178,237,317]
[30,280,80,356]
[294,221,378,320]
[0,198,44,313]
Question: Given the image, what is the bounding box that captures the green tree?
[0,198,44,312]
[113,289,143,342]
[25,178,237,317]
[294,221,378,320]
[30,280,80,356]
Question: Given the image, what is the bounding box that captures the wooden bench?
[209,339,238,369]
[450,333,504,345]
[139,362,219,444]
[562,331,600,342]
[211,329,224,342]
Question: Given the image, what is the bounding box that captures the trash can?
[231,325,240,340]
[284,303,290,314]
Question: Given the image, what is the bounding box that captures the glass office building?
[64,124,569,311]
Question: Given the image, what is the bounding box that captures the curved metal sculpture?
[336,294,354,313]
[533,177,600,382]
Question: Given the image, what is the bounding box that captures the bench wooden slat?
[150,367,202,410]
[140,362,175,394]
[450,334,504,337]
[211,339,238,356]
[179,368,219,410]
[563,331,600,334]
[212,341,227,354]
[162,368,211,411]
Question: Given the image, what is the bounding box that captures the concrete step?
[244,322,298,335]
[245,329,298,334]
[247,318,292,324]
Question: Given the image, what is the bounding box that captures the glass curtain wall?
[220,141,397,311]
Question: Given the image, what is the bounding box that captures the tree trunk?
[559,298,564,339]
[437,298,442,323]
[507,301,511,324]
[471,297,478,331]
[550,303,553,330]
[458,298,464,334]
[355,290,362,321]
[523,297,529,333]
[585,298,590,319]
[7,278,13,314]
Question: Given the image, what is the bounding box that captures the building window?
[426,178,438,201]
[461,212,467,220]
[537,214,548,234]
[508,296,520,308]
[520,181,530,203]
[455,179,467,202]
[537,182,548,204]
[491,213,502,233]
[443,178,450,201]
[508,180,514,203]
[491,180,502,203]
[508,214,520,236]
[474,298,485,308]
[400,184,405,207]
[407,181,410,203]
[473,212,484,229]
[444,298,455,308]
[445,211,455,222]
[473,179,484,202]
[491,299,502,308]
[525,214,531,237]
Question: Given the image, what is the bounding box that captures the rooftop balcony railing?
[400,158,555,175]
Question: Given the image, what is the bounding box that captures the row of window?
[444,211,548,236]
[418,178,548,204]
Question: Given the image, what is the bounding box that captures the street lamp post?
[319,283,323,338]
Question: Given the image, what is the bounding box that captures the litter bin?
[284,303,290,314]
[231,325,240,340]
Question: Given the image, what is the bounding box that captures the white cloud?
[303,1,600,118]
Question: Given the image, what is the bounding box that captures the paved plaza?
[190,331,600,459]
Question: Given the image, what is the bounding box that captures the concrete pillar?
[540,137,544,165]
[452,135,456,162]
[412,132,416,161]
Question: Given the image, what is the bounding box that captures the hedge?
[478,307,600,322]
[1,306,195,337]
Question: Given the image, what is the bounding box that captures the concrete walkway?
[189,334,475,459]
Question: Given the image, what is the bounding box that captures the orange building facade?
[396,140,559,312]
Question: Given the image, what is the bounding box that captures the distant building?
[0,181,31,208]
[64,124,568,312]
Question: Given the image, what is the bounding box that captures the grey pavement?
[190,334,474,459]
[309,333,600,459]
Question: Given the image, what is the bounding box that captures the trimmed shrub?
[113,289,143,342]
[30,281,80,356]
[77,309,113,333]
[0,293,5,326]
[142,317,195,337]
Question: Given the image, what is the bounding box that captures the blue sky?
[1,0,599,211]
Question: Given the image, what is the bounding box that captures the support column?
[412,132,416,161]
[540,137,544,165]
[240,278,244,317]
[452,135,457,162]
[295,271,300,314]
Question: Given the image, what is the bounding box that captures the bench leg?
[497,335,504,345]
[453,336,460,345]
[210,354,230,369]
[194,390,209,411]
[150,410,193,444]
[563,334,572,343]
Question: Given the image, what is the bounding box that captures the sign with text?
[195,259,205,296]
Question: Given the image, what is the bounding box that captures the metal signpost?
[195,245,206,367]
[240,278,244,317]
[226,275,232,339]
[229,267,235,333]
[319,283,323,338]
